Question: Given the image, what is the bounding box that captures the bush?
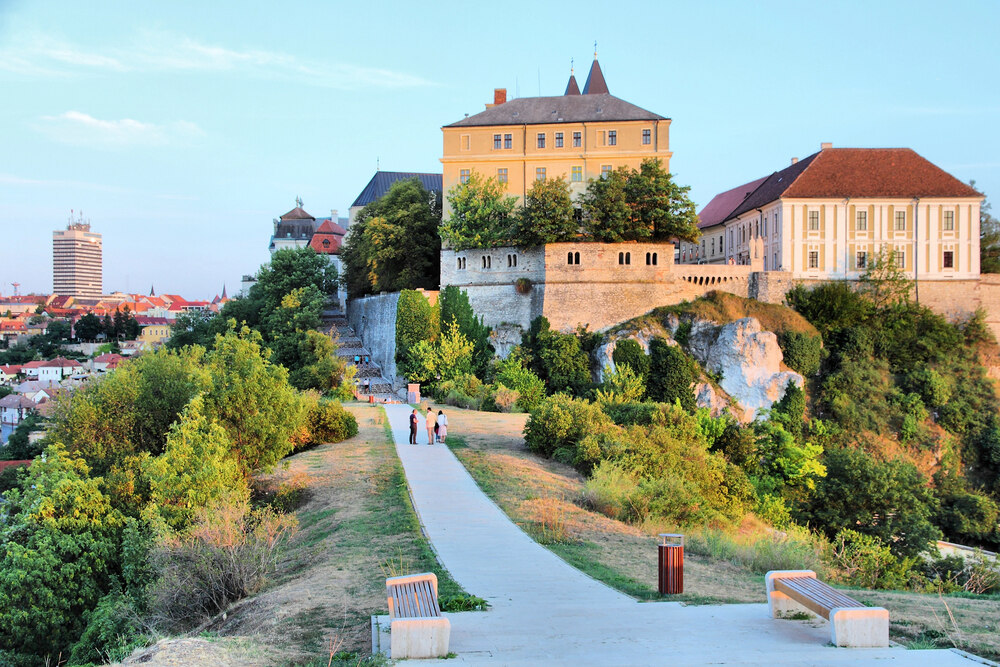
[493,356,546,412]
[435,373,491,410]
[777,331,822,376]
[521,317,591,396]
[306,400,359,444]
[595,363,645,404]
[612,339,650,380]
[830,529,913,590]
[685,524,828,575]
[601,400,658,426]
[148,501,297,632]
[523,394,614,459]
[492,385,520,412]
[68,588,147,666]
[646,337,696,411]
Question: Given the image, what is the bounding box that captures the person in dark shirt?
[408,409,418,444]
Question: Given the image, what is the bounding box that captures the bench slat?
[387,577,442,619]
[774,577,864,620]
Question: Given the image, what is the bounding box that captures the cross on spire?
[295,195,303,208]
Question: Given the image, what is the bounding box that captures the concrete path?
[380,404,985,666]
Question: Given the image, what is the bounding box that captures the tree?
[288,329,354,393]
[395,289,437,366]
[510,176,577,246]
[143,397,249,530]
[972,180,1000,273]
[595,363,646,404]
[0,445,124,663]
[400,322,474,386]
[580,167,636,242]
[612,339,650,380]
[75,312,103,341]
[646,337,697,411]
[440,171,518,250]
[858,247,913,309]
[438,285,493,377]
[626,158,700,242]
[251,247,338,310]
[340,178,441,298]
[520,317,591,395]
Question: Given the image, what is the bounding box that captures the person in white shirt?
[436,410,448,443]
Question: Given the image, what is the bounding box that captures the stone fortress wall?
[441,241,1000,340]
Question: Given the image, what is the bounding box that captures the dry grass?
[654,290,819,336]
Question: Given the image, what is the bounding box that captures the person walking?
[426,407,436,445]
[436,410,448,443]
[408,409,418,444]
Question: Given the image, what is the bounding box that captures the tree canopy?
[440,171,518,250]
[509,176,577,246]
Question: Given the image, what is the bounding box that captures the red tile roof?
[21,361,46,369]
[697,176,768,229]
[0,364,22,375]
[0,461,31,473]
[315,219,347,236]
[280,206,315,221]
[0,320,26,331]
[135,316,170,325]
[94,353,123,363]
[42,357,82,368]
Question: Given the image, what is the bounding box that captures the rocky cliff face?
[689,317,802,421]
[597,316,801,421]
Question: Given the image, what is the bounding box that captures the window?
[537,133,545,148]
[601,164,612,179]
[608,130,617,146]
[711,238,715,255]
[457,257,466,270]
[493,134,502,150]
[555,132,564,148]
[808,210,819,231]
[646,252,651,265]
[461,134,470,150]
[856,210,868,231]
[763,217,767,236]
[773,252,777,269]
[482,256,490,269]
[856,251,867,269]
[460,169,470,184]
[893,249,905,267]
[573,131,582,147]
[808,251,819,269]
[652,252,658,265]
[642,129,651,145]
[508,254,518,267]
[894,210,906,231]
[504,133,512,149]
[567,251,581,265]
[625,252,630,265]
[497,168,508,184]
[535,167,546,181]
[618,251,625,265]
[571,166,583,182]
[943,250,954,268]
[598,130,606,146]
[617,252,631,265]
[944,210,955,231]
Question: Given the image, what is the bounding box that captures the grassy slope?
[181,402,471,665]
[439,403,1000,661]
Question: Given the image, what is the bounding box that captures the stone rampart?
[347,292,401,386]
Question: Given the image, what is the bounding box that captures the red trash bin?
[658,533,684,594]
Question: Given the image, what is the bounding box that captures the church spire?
[582,49,609,95]
[221,284,228,300]
[564,58,580,95]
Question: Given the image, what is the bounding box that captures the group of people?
[409,407,448,445]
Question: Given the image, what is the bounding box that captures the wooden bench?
[386,572,451,659]
[766,570,888,648]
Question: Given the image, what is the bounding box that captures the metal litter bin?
[658,533,684,594]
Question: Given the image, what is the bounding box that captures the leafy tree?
[441,171,518,250]
[288,329,354,392]
[492,355,546,412]
[395,289,438,372]
[264,285,325,370]
[776,331,822,376]
[340,178,441,298]
[625,158,700,242]
[143,396,249,531]
[438,285,493,377]
[75,312,103,341]
[972,180,1000,273]
[580,167,636,242]
[0,445,124,664]
[858,247,913,309]
[251,247,338,311]
[167,310,226,350]
[202,325,307,476]
[798,446,941,558]
[612,339,650,380]
[595,363,646,404]
[401,322,475,386]
[646,337,696,411]
[520,317,591,395]
[510,176,577,246]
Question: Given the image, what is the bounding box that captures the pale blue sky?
[1,0,998,298]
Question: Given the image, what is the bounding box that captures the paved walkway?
[379,404,985,666]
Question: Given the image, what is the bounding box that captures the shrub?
[777,331,822,376]
[493,356,546,412]
[68,588,147,666]
[148,501,297,632]
[523,394,614,459]
[435,373,491,410]
[646,337,696,411]
[611,339,650,380]
[685,524,828,575]
[492,385,520,412]
[830,529,913,590]
[595,363,646,405]
[521,317,591,396]
[395,289,436,365]
[601,400,658,426]
[307,400,359,444]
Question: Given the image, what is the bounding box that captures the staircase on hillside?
[321,309,397,402]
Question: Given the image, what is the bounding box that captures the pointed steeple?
[150,284,155,297]
[221,284,228,300]
[564,58,580,95]
[582,50,609,95]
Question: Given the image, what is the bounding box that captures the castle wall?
[347,292,401,386]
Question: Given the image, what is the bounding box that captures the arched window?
[625,252,631,265]
[574,252,580,265]
[652,253,658,265]
[645,252,651,265]
[618,252,624,265]
[568,252,574,264]
[457,258,463,270]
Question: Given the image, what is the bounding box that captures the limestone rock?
[694,382,730,418]
[594,327,664,383]
[696,317,802,421]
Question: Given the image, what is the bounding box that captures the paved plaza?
[378,404,989,666]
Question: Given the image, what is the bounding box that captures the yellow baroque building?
[441,58,671,214]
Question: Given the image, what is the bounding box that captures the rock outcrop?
[693,317,802,421]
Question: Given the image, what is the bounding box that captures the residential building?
[53,214,103,297]
[0,365,22,384]
[0,394,36,427]
[13,380,60,400]
[136,318,171,348]
[269,199,329,254]
[37,357,83,382]
[0,319,26,346]
[441,56,671,215]
[92,353,123,372]
[680,145,982,281]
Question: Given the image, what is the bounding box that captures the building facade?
[680,146,982,281]
[53,215,102,298]
[441,58,671,214]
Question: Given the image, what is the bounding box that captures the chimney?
[821,142,833,150]
[791,157,798,165]
[494,88,507,105]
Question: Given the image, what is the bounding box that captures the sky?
[1,0,998,299]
